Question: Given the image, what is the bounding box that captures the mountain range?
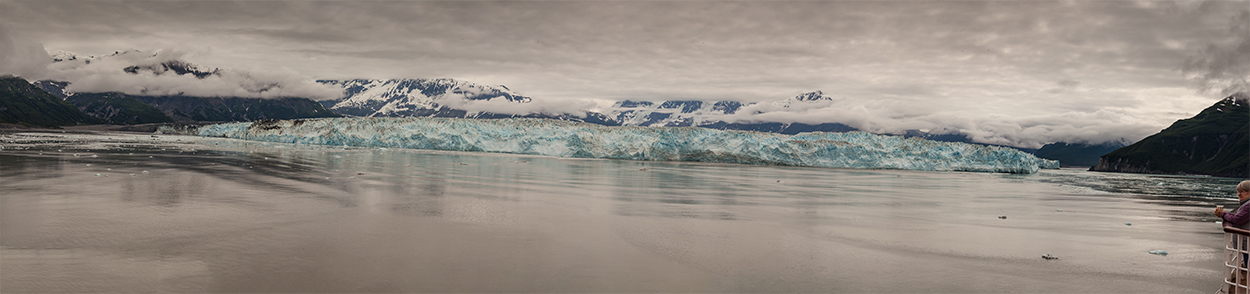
[9,51,1129,166]
[310,80,861,133]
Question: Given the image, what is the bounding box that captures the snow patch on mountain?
[317,78,594,118]
[605,91,842,127]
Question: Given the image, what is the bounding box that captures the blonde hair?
[1239,180,1250,193]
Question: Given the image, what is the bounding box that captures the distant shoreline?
[0,122,215,134]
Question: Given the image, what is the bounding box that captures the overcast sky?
[1,0,1247,148]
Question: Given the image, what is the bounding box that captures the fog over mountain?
[1,24,341,100]
[41,49,342,100]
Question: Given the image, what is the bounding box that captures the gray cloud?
[1047,79,1081,94]
[37,49,343,100]
[0,23,50,78]
[229,28,358,44]
[1182,9,1250,96]
[720,92,1161,148]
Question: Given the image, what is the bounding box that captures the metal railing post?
[1223,226,1250,294]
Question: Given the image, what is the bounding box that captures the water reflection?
[2,133,1241,224]
[0,132,1236,293]
[1030,168,1242,200]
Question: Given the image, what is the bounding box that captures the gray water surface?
[0,131,1235,293]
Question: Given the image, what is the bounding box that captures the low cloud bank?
[434,93,598,118]
[0,24,341,100]
[720,96,1157,149]
[42,49,343,100]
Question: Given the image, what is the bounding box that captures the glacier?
[163,117,1059,173]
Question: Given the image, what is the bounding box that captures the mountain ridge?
[1091,93,1248,177]
[0,76,99,127]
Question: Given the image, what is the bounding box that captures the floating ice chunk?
[91,154,97,158]
[1148,250,1168,256]
[142,170,149,174]
[93,173,100,177]
[174,117,1060,173]
[73,153,79,157]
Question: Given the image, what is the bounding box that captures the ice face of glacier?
[171,117,1059,173]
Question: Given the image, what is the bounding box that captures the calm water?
[0,131,1240,293]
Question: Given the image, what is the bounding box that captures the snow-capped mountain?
[608,100,745,127]
[603,91,857,134]
[314,79,616,124]
[607,90,844,127]
[316,79,530,117]
[49,49,220,79]
[33,80,72,98]
[315,80,857,133]
[123,59,221,79]
[48,50,87,62]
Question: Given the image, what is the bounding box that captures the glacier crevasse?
[167,117,1059,173]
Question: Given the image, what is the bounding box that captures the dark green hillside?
[1091,93,1249,177]
[132,95,340,122]
[0,76,98,127]
[66,93,175,125]
[64,91,340,123]
[1036,142,1126,167]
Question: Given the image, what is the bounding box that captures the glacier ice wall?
[169,117,1059,173]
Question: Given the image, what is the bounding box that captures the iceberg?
[163,117,1059,173]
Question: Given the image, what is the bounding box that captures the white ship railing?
[1223,226,1250,294]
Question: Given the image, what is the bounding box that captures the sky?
[0,0,1247,148]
